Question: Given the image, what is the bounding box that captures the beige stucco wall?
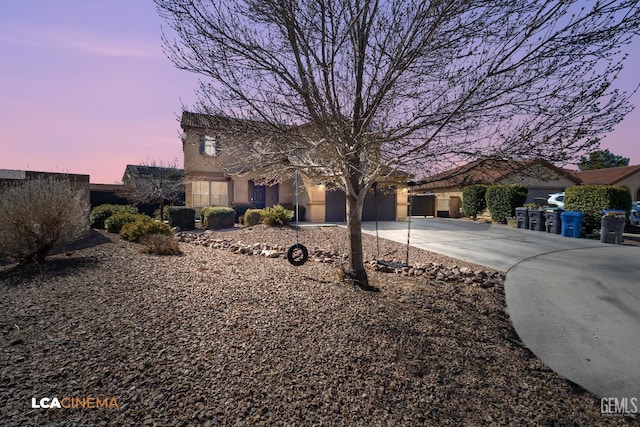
[615,175,640,201]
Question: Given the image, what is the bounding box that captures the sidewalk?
[361,218,640,399]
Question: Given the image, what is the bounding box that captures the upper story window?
[199,135,221,157]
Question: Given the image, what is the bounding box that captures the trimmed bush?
[232,204,253,224]
[168,207,195,230]
[485,184,528,224]
[0,176,90,265]
[120,219,172,243]
[105,212,148,234]
[244,209,264,226]
[281,203,306,222]
[462,184,487,220]
[140,234,183,255]
[261,204,294,226]
[202,206,236,230]
[90,204,138,229]
[565,185,632,232]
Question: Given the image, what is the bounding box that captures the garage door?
[325,189,396,222]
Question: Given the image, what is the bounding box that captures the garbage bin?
[561,211,584,238]
[528,209,545,231]
[515,207,528,229]
[545,210,562,234]
[600,210,626,244]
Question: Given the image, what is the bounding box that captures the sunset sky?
[1,1,639,184]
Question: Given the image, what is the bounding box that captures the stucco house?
[180,111,409,222]
[412,159,580,217]
[570,164,640,201]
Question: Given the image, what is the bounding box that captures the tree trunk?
[345,192,374,290]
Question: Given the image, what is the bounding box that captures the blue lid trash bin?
[545,210,562,234]
[600,210,626,244]
[560,211,583,238]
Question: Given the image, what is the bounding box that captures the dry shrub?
[140,234,183,256]
[0,176,90,264]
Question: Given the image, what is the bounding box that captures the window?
[210,181,228,206]
[192,181,228,206]
[200,135,221,157]
[192,181,210,207]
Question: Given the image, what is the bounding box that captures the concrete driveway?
[361,218,640,401]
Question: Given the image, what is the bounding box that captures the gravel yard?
[1,225,635,426]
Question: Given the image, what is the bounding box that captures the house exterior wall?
[614,175,640,201]
[497,166,576,203]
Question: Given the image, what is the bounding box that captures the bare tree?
[119,159,185,221]
[156,0,640,288]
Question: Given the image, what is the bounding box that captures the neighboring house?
[122,164,185,189]
[413,159,580,217]
[120,164,186,215]
[0,169,90,204]
[180,111,409,222]
[570,164,640,201]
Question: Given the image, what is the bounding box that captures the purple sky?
[1,1,639,184]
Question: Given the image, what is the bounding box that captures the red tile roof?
[570,164,640,185]
[417,158,579,189]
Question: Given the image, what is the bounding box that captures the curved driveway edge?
[505,246,640,399]
[361,218,640,399]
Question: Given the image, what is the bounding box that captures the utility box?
[545,210,562,234]
[528,210,545,231]
[561,211,584,238]
[515,207,529,229]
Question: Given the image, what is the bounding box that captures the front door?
[251,185,266,208]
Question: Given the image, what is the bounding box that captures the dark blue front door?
[251,185,266,208]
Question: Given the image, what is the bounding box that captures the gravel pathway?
[1,225,635,426]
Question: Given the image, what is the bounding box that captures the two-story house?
[180,111,409,222]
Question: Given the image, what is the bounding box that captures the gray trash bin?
[528,209,545,231]
[515,207,528,229]
[600,217,625,244]
[545,210,562,234]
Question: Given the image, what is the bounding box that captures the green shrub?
[105,212,148,234]
[485,184,528,224]
[232,204,253,223]
[168,207,195,230]
[244,209,264,226]
[565,185,632,232]
[0,177,90,264]
[281,203,306,222]
[120,219,172,243]
[261,204,294,226]
[90,204,138,229]
[140,234,183,255]
[462,184,487,220]
[202,206,236,230]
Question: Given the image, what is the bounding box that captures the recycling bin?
[600,216,625,244]
[545,210,562,234]
[515,207,529,229]
[561,211,584,238]
[528,209,545,231]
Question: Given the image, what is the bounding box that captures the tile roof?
[124,165,184,179]
[570,164,640,185]
[416,158,579,189]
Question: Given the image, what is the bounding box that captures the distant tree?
[119,159,184,221]
[0,177,90,265]
[578,149,630,171]
[156,0,640,288]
